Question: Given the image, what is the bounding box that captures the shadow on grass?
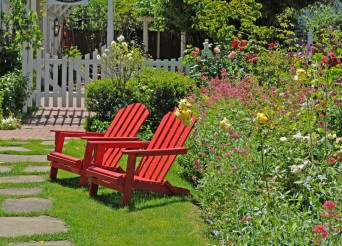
[51,177,88,190]
[92,189,190,211]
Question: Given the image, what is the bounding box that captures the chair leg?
[79,174,88,187]
[121,189,133,207]
[89,181,99,197]
[49,166,58,180]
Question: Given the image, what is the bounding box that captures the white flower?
[105,49,109,53]
[96,54,101,60]
[117,35,125,42]
[111,41,116,46]
[327,133,336,139]
[292,132,302,139]
[279,137,287,142]
[336,137,342,143]
[102,53,107,58]
[122,42,128,47]
[290,165,300,173]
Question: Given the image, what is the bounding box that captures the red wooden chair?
[85,111,197,206]
[47,103,149,186]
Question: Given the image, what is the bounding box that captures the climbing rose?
[214,47,221,54]
[232,39,240,49]
[228,51,238,59]
[322,200,337,212]
[312,225,329,238]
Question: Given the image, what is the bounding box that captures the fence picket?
[61,57,67,107]
[24,45,187,110]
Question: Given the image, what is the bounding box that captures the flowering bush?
[183,38,295,87]
[178,36,342,244]
[97,35,145,103]
[0,115,21,130]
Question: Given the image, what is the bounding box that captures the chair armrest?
[51,130,105,153]
[86,141,150,166]
[122,148,189,156]
[87,141,150,149]
[81,137,140,141]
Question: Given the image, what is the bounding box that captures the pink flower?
[201,153,207,157]
[312,225,329,238]
[210,148,216,153]
[232,148,238,153]
[196,56,202,62]
[221,68,227,77]
[225,153,232,158]
[322,200,337,211]
[327,157,336,164]
[321,212,328,219]
[228,51,238,59]
[214,47,221,54]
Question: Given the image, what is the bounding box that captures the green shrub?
[128,67,194,131]
[85,78,124,121]
[0,70,29,118]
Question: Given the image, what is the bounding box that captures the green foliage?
[0,70,29,118]
[128,67,194,131]
[85,78,122,121]
[83,115,111,132]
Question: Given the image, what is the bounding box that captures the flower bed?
[179,32,341,244]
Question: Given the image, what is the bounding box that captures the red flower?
[322,200,337,212]
[327,157,336,164]
[268,42,276,49]
[232,39,240,50]
[312,225,329,238]
[322,56,328,64]
[241,40,247,47]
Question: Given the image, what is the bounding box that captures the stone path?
[0,143,72,245]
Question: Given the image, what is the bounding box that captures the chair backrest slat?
[102,103,149,168]
[136,111,196,181]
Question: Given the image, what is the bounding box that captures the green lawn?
[0,139,211,246]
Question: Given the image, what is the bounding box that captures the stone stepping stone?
[0,154,47,162]
[0,216,68,237]
[0,146,30,152]
[3,198,51,213]
[9,241,72,246]
[0,187,42,196]
[41,141,55,146]
[23,165,50,173]
[0,175,45,183]
[0,165,12,173]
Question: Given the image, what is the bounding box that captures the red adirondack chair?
[47,103,149,186]
[85,111,197,206]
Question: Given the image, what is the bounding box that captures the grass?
[0,139,212,246]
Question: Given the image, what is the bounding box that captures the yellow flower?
[296,69,306,77]
[178,99,191,110]
[220,117,232,131]
[257,113,268,124]
[174,108,192,121]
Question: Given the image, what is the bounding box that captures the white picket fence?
[23,47,187,111]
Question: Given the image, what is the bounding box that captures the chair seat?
[48,152,82,170]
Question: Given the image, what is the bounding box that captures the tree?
[0,0,43,75]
